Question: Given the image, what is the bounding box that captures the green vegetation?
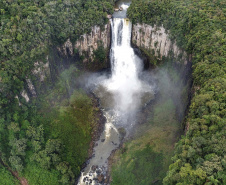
[0,63,101,184]
[127,0,226,184]
[112,145,164,185]
[50,90,98,176]
[0,0,114,183]
[24,164,59,185]
[0,166,19,185]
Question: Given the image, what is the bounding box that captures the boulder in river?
[119,7,123,11]
[114,8,119,12]
[91,165,98,171]
[97,174,104,183]
[104,176,110,184]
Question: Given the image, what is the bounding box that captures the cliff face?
[132,23,189,65]
[23,22,191,101]
[58,23,111,62]
[21,23,111,101]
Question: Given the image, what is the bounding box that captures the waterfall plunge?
[103,18,152,113]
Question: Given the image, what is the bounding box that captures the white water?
[105,18,143,112]
[78,4,153,185]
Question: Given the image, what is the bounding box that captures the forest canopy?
[0,0,114,184]
[128,0,226,184]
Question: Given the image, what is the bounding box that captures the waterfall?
[106,18,143,112]
[77,5,154,185]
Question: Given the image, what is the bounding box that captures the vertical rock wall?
[132,23,189,64]
[59,23,111,62]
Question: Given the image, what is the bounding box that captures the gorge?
[0,0,225,185]
[77,1,191,185]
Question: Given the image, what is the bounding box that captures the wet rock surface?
[81,166,109,185]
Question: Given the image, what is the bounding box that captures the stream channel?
[78,1,155,184]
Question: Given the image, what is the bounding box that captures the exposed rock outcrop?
[59,23,111,63]
[21,90,30,102]
[132,24,189,64]
[33,59,50,82]
[20,59,50,102]
[26,78,36,96]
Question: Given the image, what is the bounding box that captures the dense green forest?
[1,0,225,184]
[0,0,114,184]
[127,0,226,184]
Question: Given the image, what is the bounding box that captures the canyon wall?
[132,23,190,65]
[21,23,111,100]
[23,22,192,101]
[58,23,111,62]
